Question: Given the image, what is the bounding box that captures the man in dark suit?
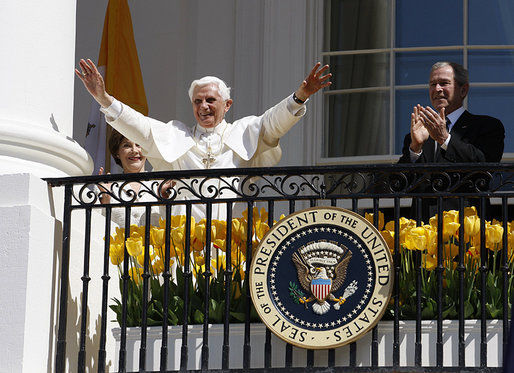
[399,61,504,164]
[398,61,505,220]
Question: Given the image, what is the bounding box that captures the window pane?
[396,0,462,47]
[394,90,428,154]
[468,50,514,83]
[329,0,390,51]
[467,87,514,153]
[396,52,463,86]
[326,92,389,157]
[469,0,514,45]
[328,53,390,90]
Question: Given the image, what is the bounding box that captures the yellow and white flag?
[85,0,148,173]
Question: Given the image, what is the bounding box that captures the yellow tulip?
[380,230,395,252]
[192,238,205,253]
[467,246,480,260]
[213,220,227,240]
[252,206,259,223]
[126,236,143,257]
[442,211,460,239]
[194,253,206,267]
[384,220,395,232]
[171,227,184,246]
[464,215,480,237]
[398,218,417,246]
[109,242,124,265]
[443,221,460,240]
[404,226,428,251]
[242,207,261,224]
[485,222,503,250]
[463,206,477,217]
[422,253,437,271]
[194,223,206,241]
[232,218,247,243]
[152,258,165,275]
[259,207,269,225]
[150,226,166,248]
[130,224,146,238]
[444,210,459,223]
[170,214,186,228]
[188,216,196,239]
[111,226,126,244]
[255,221,270,241]
[507,224,514,257]
[136,246,156,267]
[424,226,438,256]
[213,238,226,251]
[170,245,185,264]
[365,211,384,230]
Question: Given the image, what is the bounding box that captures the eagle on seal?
[292,241,352,315]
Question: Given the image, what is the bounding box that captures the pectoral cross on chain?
[202,151,216,169]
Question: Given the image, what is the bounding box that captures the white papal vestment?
[101,95,306,221]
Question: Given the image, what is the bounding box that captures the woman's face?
[116,138,146,173]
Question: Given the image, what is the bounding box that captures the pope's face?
[191,84,232,128]
[429,65,468,115]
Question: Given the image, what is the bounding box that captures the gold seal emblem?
[249,207,393,349]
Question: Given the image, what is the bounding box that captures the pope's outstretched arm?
[75,58,114,108]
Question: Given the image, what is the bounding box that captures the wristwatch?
[292,92,306,105]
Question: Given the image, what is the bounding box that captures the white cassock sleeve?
[225,95,306,167]
[101,100,195,169]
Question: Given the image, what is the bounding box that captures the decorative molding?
[0,118,93,177]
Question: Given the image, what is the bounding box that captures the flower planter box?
[112,320,503,371]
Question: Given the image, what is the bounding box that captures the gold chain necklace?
[192,123,228,169]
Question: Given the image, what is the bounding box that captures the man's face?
[429,65,468,115]
[191,83,232,128]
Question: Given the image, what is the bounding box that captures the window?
[323,0,514,161]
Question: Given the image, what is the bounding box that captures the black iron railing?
[46,163,514,373]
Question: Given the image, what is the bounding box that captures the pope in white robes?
[76,60,331,219]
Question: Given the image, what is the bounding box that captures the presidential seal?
[249,206,393,349]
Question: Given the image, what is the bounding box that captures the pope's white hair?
[188,76,231,102]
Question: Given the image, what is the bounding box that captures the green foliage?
[110,264,260,327]
[385,243,512,320]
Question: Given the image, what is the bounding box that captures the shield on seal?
[311,278,332,302]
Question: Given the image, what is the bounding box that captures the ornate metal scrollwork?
[58,164,513,207]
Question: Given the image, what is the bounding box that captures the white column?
[0,1,92,372]
[0,1,93,178]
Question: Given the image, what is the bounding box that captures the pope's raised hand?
[295,62,332,102]
[75,58,113,108]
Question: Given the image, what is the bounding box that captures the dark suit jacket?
[397,111,505,220]
[398,110,505,164]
